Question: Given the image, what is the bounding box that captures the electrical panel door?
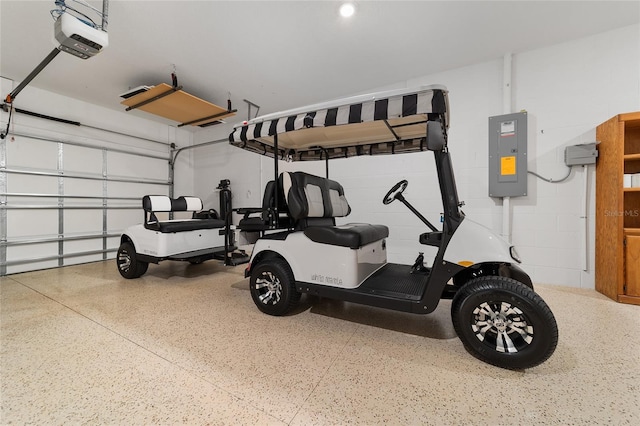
[488,112,528,197]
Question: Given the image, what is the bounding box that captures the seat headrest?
[143,195,172,212]
[173,196,203,212]
[142,195,203,212]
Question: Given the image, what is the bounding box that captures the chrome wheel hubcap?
[472,301,533,353]
[255,271,282,305]
[118,250,131,272]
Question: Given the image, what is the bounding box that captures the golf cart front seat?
[282,171,389,249]
[237,180,292,232]
[142,195,225,233]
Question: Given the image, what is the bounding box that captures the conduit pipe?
[581,165,588,271]
[502,53,513,243]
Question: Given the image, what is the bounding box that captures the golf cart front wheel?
[117,242,148,279]
[250,258,300,316]
[451,276,558,370]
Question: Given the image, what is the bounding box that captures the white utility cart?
[229,85,558,370]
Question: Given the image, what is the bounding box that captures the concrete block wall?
[193,24,639,288]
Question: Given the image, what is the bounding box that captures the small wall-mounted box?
[565,143,598,166]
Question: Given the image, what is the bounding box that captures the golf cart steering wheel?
[383,180,408,205]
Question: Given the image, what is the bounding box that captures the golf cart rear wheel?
[117,242,148,279]
[451,276,558,370]
[250,258,300,316]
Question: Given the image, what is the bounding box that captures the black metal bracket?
[383,118,430,143]
[178,109,237,127]
[382,119,401,142]
[311,146,330,177]
[125,85,182,111]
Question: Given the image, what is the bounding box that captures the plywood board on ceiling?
[120,83,235,125]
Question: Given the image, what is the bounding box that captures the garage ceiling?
[1,1,638,124]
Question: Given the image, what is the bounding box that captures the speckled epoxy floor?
[1,260,639,425]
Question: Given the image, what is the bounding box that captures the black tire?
[117,242,147,279]
[451,276,558,370]
[188,259,204,265]
[136,261,149,277]
[250,258,301,316]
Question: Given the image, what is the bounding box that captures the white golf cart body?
[254,218,514,291]
[229,85,525,300]
[229,84,557,370]
[117,195,231,278]
[122,222,224,259]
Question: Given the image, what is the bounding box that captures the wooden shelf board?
[121,83,235,126]
[624,153,640,160]
[624,187,640,192]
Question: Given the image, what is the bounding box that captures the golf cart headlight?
[510,246,521,263]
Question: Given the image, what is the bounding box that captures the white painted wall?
[192,24,639,289]
[0,77,194,274]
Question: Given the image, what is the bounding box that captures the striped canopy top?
[229,85,449,161]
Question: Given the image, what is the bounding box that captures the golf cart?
[229,85,558,370]
[117,180,248,279]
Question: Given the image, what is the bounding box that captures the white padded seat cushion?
[145,195,172,212]
[142,195,224,232]
[181,196,203,211]
[283,171,351,220]
[329,189,350,217]
[304,184,325,217]
[143,195,204,212]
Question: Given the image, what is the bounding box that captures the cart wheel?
[136,261,148,277]
[451,276,558,370]
[250,258,300,316]
[117,242,147,279]
[188,259,204,265]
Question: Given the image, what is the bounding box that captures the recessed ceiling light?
[339,2,356,18]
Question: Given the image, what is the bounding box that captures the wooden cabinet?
[625,229,640,298]
[595,112,640,305]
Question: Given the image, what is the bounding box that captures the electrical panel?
[488,112,528,197]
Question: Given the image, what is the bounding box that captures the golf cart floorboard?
[359,263,427,300]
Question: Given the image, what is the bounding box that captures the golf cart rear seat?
[282,171,389,249]
[142,195,225,233]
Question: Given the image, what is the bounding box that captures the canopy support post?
[273,133,279,216]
